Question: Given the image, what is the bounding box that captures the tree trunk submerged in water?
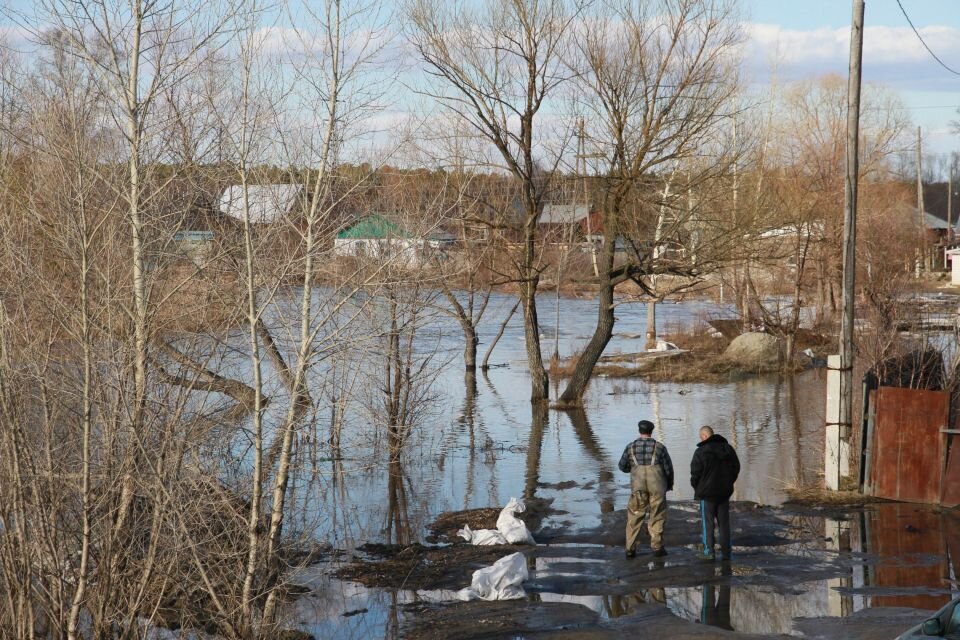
[524,401,549,500]
[557,220,618,408]
[464,324,478,371]
[482,299,520,371]
[521,273,549,403]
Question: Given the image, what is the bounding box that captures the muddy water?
[274,295,957,638]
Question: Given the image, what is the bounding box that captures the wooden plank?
[871,387,948,504]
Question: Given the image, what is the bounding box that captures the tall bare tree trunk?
[558,208,617,407]
[113,6,147,543]
[262,10,342,619]
[67,182,92,640]
[645,300,657,349]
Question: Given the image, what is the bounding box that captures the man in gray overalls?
[618,420,674,558]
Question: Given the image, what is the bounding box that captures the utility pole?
[577,117,599,277]
[949,155,954,243]
[828,0,863,492]
[916,126,924,228]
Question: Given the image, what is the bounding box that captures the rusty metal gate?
[869,386,949,504]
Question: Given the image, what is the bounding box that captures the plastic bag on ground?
[457,524,507,545]
[458,497,536,546]
[495,497,535,545]
[456,552,528,601]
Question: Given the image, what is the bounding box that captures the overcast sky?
[744,0,960,154]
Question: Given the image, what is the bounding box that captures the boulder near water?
[723,332,782,367]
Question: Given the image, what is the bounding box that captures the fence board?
[871,387,948,504]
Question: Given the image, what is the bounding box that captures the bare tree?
[257,0,398,624]
[0,0,400,634]
[773,75,908,324]
[557,0,742,407]
[407,0,581,403]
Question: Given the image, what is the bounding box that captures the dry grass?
[552,316,824,383]
[662,327,729,355]
[554,350,801,383]
[783,478,889,506]
[549,347,585,377]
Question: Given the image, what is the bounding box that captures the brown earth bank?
[329,500,959,639]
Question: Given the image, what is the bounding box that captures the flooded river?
[295,295,824,544]
[259,294,957,638]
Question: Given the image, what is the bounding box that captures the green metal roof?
[336,215,410,240]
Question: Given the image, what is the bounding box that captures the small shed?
[924,210,959,239]
[334,215,455,266]
[540,203,590,226]
[540,203,603,244]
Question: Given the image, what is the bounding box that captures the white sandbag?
[458,497,536,546]
[495,497,535,545]
[457,524,507,546]
[456,552,528,601]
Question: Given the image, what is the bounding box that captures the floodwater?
[290,294,824,546]
[251,293,957,638]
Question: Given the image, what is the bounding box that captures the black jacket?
[690,434,740,500]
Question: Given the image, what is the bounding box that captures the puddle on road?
[291,502,958,639]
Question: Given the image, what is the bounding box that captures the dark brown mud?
[402,599,794,639]
[335,543,532,590]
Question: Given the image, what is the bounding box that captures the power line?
[896,0,960,77]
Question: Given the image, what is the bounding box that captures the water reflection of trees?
[386,460,412,545]
[524,402,549,500]
[518,402,616,516]
[566,408,616,513]
[604,588,666,618]
[460,371,480,505]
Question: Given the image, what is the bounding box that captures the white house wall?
[332,238,441,268]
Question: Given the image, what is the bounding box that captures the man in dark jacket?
[690,425,740,561]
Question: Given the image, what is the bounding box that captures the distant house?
[946,249,960,285]
[171,230,215,266]
[333,214,456,267]
[218,184,305,223]
[539,203,602,243]
[923,210,959,242]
